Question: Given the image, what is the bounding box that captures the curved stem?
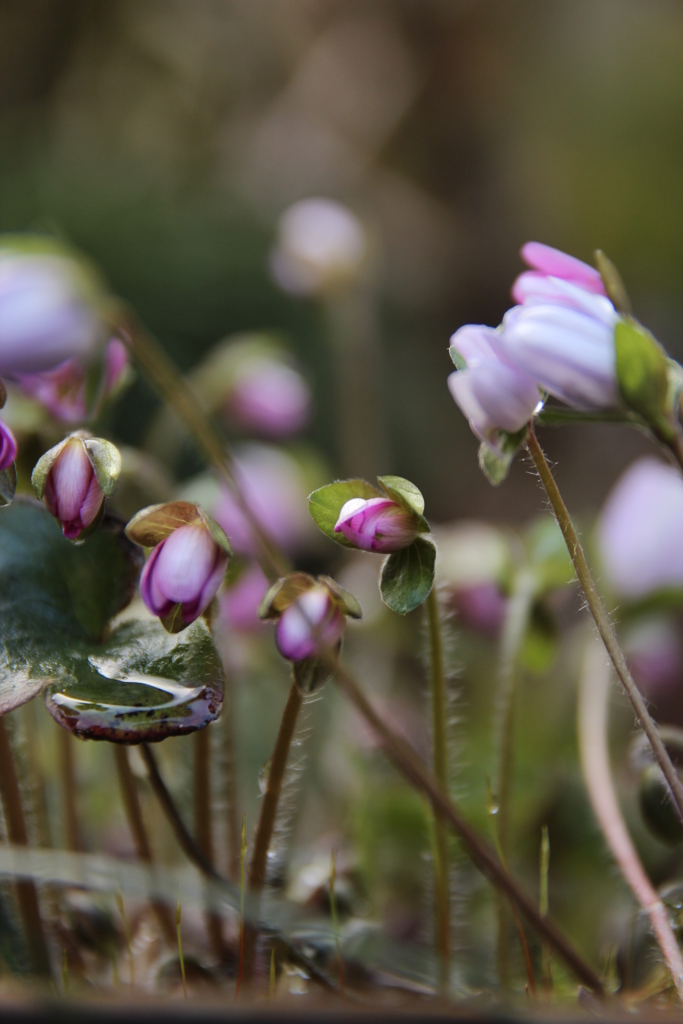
[424,586,451,992]
[113,746,175,943]
[243,681,304,982]
[0,719,51,978]
[113,307,289,582]
[331,658,605,997]
[494,567,535,986]
[526,426,683,827]
[578,637,683,1001]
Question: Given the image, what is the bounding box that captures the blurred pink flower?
[224,358,310,437]
[218,562,270,633]
[598,457,683,600]
[270,198,366,297]
[275,584,346,662]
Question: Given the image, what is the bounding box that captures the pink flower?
[598,457,683,600]
[334,496,419,553]
[224,359,310,437]
[42,437,105,539]
[511,241,606,306]
[275,585,346,662]
[0,417,17,470]
[218,562,270,633]
[270,199,366,296]
[447,324,541,447]
[140,524,229,628]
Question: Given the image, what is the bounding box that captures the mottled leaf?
[380,537,436,615]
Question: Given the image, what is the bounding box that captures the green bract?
[615,319,675,440]
[125,500,232,556]
[380,536,437,615]
[32,433,122,501]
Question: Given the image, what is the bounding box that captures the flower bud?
[126,501,232,633]
[225,357,310,437]
[0,237,108,376]
[32,433,121,540]
[334,496,419,553]
[270,199,366,296]
[0,416,17,471]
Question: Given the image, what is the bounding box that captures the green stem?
[424,586,451,992]
[526,426,683,827]
[494,567,535,987]
[113,307,288,582]
[58,729,82,853]
[221,668,241,882]
[331,658,604,996]
[0,719,52,978]
[243,681,304,983]
[113,746,175,943]
[194,727,225,958]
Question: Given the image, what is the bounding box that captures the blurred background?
[1,0,681,521]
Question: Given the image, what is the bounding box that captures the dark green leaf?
[0,464,16,507]
[379,537,436,615]
[308,479,383,547]
[616,319,673,438]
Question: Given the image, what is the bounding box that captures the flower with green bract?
[32,432,121,540]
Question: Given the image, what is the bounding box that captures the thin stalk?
[331,658,605,996]
[424,586,451,992]
[113,746,175,943]
[176,887,187,1000]
[0,719,51,978]
[58,729,82,853]
[243,681,305,982]
[578,637,683,1001]
[194,728,225,958]
[113,307,288,582]
[526,426,683,826]
[494,567,535,987]
[221,670,241,881]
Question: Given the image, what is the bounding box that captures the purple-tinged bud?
[33,433,121,540]
[140,525,229,629]
[334,496,419,553]
[275,585,346,662]
[0,417,17,471]
[0,240,107,376]
[447,324,541,448]
[126,501,232,633]
[597,457,683,601]
[225,358,311,437]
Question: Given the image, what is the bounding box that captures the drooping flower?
[334,496,419,553]
[125,501,231,633]
[447,324,541,448]
[597,457,683,601]
[32,433,121,540]
[0,417,17,471]
[270,199,366,296]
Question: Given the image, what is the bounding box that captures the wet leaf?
[379,537,436,615]
[308,479,383,547]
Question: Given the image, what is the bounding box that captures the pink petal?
[520,242,605,294]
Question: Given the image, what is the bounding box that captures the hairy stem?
[494,567,535,987]
[425,586,451,991]
[113,746,175,943]
[243,681,304,982]
[0,719,51,978]
[526,426,683,826]
[578,637,683,1001]
[332,658,604,996]
[113,307,288,582]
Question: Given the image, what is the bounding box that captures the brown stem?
[332,659,605,997]
[243,681,304,982]
[113,746,175,943]
[222,674,241,882]
[194,728,225,958]
[0,719,52,978]
[526,426,683,826]
[113,307,289,582]
[58,729,82,853]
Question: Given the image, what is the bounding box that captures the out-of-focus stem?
[526,426,683,827]
[0,719,51,978]
[242,681,304,983]
[424,586,451,992]
[113,307,288,582]
[58,729,82,853]
[494,567,535,987]
[221,670,241,882]
[194,727,225,958]
[113,745,175,943]
[578,637,683,1002]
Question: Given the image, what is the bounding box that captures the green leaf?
[308,479,383,547]
[377,476,430,532]
[478,443,514,486]
[615,319,673,438]
[0,464,16,507]
[379,537,436,615]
